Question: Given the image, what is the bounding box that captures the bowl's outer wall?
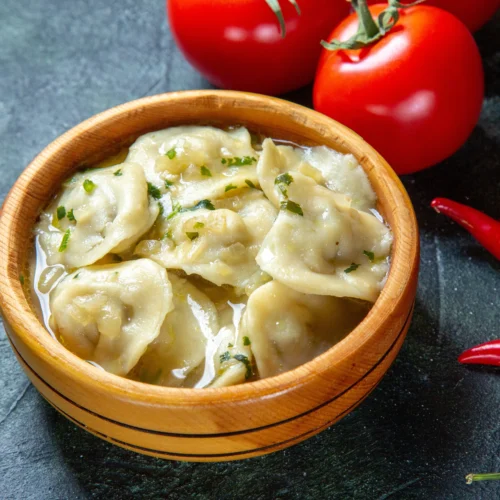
[0,91,419,461]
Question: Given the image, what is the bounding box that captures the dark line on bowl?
[7,302,413,438]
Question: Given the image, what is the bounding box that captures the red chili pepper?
[459,340,500,366]
[431,198,500,260]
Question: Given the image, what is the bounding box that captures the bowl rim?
[0,90,419,406]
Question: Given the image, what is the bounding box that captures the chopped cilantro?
[200,166,212,177]
[147,182,162,200]
[186,231,199,241]
[164,180,174,189]
[280,200,303,216]
[67,209,76,222]
[193,222,205,229]
[58,229,71,252]
[363,250,375,262]
[113,169,122,176]
[73,273,80,280]
[243,336,251,346]
[275,173,293,186]
[183,199,216,212]
[245,179,256,189]
[166,202,182,220]
[166,148,176,159]
[219,351,231,363]
[19,274,25,285]
[158,202,164,216]
[83,179,96,193]
[344,263,360,273]
[233,354,253,379]
[225,184,237,193]
[56,206,66,220]
[223,156,257,167]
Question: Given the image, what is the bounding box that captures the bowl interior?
[0,90,418,403]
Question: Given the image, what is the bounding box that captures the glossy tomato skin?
[313,5,484,175]
[368,0,500,32]
[167,0,349,96]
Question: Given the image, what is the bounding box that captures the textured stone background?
[1,1,499,499]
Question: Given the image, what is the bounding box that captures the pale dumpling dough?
[256,172,392,302]
[131,274,219,387]
[241,281,369,378]
[37,162,158,268]
[127,126,260,207]
[49,259,173,376]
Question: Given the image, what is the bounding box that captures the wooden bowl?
[0,91,419,462]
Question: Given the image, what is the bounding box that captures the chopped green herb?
[243,336,251,346]
[225,183,237,193]
[113,169,122,176]
[245,179,256,189]
[183,199,216,212]
[224,156,257,167]
[167,202,182,220]
[344,263,360,273]
[233,354,253,379]
[166,148,176,159]
[19,274,25,285]
[147,182,162,200]
[193,222,205,229]
[219,351,231,363]
[67,209,76,222]
[58,229,71,252]
[158,202,164,216]
[73,273,80,280]
[164,180,174,189]
[200,166,212,177]
[56,206,66,220]
[112,254,123,262]
[363,250,375,262]
[162,230,173,240]
[186,231,199,241]
[275,173,294,186]
[83,179,96,193]
[228,343,234,348]
[280,200,303,216]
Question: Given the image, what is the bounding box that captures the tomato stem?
[321,0,425,50]
[265,0,301,38]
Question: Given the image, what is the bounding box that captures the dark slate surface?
[1,1,499,498]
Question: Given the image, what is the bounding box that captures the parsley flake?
[220,351,231,363]
[225,184,237,193]
[344,263,360,273]
[184,199,216,212]
[147,182,162,200]
[245,179,257,189]
[56,206,66,220]
[186,231,199,241]
[280,200,303,216]
[113,169,122,176]
[233,354,253,379]
[73,273,80,280]
[223,156,257,167]
[164,180,174,189]
[158,202,164,216]
[58,229,71,252]
[221,158,227,165]
[83,179,96,193]
[166,148,176,159]
[275,173,293,186]
[243,336,251,346]
[200,166,212,177]
[67,209,76,222]
[193,222,205,229]
[363,250,375,262]
[162,230,173,240]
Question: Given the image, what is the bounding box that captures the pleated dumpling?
[256,172,393,302]
[49,259,173,376]
[130,274,219,387]
[127,126,260,207]
[37,162,159,268]
[241,281,370,378]
[256,138,376,212]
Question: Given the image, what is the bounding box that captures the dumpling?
[256,172,393,302]
[135,203,275,289]
[49,259,173,376]
[241,281,370,378]
[127,126,260,207]
[36,162,159,268]
[130,274,219,387]
[256,138,376,211]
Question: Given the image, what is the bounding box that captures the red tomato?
[368,0,500,32]
[313,5,484,175]
[167,0,350,95]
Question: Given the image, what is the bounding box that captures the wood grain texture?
[0,90,419,461]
